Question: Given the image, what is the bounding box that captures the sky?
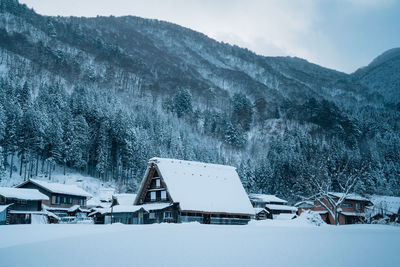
[19,0,400,73]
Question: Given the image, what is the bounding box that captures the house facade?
[17,179,92,220]
[311,193,372,225]
[133,157,254,225]
[0,187,49,224]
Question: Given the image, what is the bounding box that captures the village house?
[17,179,92,220]
[311,192,372,225]
[133,157,254,225]
[248,194,297,219]
[89,193,140,224]
[0,187,53,224]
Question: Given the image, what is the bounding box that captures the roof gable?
[136,157,254,215]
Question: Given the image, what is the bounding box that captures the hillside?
[0,0,399,199]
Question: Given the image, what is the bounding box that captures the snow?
[19,179,92,198]
[248,193,287,204]
[274,213,296,220]
[0,187,48,200]
[294,200,314,208]
[254,207,269,214]
[0,222,399,267]
[67,205,89,213]
[265,204,298,212]
[368,195,400,216]
[145,158,254,215]
[0,204,11,213]
[114,193,137,206]
[329,192,370,202]
[340,212,365,217]
[91,203,172,215]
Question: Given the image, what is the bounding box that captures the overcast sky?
[20,0,400,73]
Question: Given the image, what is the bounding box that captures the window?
[68,198,72,204]
[79,199,84,206]
[51,196,56,204]
[256,203,263,208]
[0,196,5,204]
[149,212,155,219]
[62,197,67,204]
[355,203,361,211]
[150,192,156,201]
[164,211,173,219]
[161,191,167,200]
[56,196,61,204]
[341,202,353,209]
[156,179,161,188]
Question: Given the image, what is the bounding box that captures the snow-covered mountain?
[0,0,399,199]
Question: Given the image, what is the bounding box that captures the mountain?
[0,0,399,199]
[353,48,400,104]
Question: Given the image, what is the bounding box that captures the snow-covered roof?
[294,201,314,208]
[265,204,297,212]
[328,192,370,202]
[19,179,92,198]
[114,193,137,206]
[86,197,111,208]
[141,203,172,211]
[254,208,269,214]
[90,203,172,216]
[339,212,365,217]
[139,158,254,215]
[248,194,287,204]
[368,195,400,216]
[0,187,48,201]
[67,205,90,213]
[42,204,69,212]
[0,204,12,213]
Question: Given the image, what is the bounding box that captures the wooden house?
[311,192,372,225]
[249,194,297,219]
[0,187,50,224]
[254,208,270,220]
[133,157,254,225]
[17,179,92,218]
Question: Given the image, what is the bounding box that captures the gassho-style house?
[90,157,254,225]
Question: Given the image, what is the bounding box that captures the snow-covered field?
[0,219,398,267]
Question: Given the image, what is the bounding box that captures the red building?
[305,193,372,225]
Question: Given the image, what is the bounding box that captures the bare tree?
[304,155,365,225]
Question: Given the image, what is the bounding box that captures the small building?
[134,157,254,225]
[311,192,372,225]
[254,208,270,220]
[0,187,49,224]
[249,194,297,219]
[17,179,92,218]
[367,195,400,223]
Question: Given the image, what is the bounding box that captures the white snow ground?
[0,219,398,267]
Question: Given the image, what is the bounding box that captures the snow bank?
[0,223,399,267]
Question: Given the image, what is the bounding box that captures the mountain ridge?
[0,0,399,199]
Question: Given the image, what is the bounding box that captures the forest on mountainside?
[0,0,399,199]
